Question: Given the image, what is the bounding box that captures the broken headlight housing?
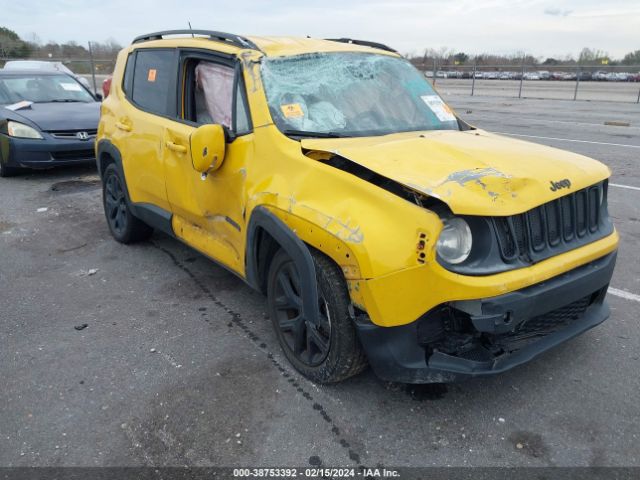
[436,217,473,264]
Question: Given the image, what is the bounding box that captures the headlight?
[436,217,472,264]
[7,121,43,139]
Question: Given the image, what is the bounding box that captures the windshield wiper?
[281,129,347,139]
[48,99,85,103]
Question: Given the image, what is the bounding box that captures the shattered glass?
[261,52,459,136]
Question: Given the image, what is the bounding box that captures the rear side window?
[131,49,175,115]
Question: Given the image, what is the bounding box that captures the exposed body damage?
[300,130,611,216]
[97,31,618,383]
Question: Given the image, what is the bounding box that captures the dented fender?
[244,125,444,283]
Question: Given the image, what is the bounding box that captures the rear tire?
[267,248,368,383]
[102,163,153,243]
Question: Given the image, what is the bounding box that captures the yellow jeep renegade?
[97,30,618,383]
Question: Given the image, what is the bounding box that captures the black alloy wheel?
[267,249,367,383]
[101,163,152,243]
[272,259,332,366]
[104,171,128,237]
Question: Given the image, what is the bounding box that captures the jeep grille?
[492,181,609,264]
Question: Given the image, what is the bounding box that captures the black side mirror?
[94,93,103,101]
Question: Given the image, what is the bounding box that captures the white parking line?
[492,131,640,149]
[472,114,639,130]
[610,183,640,192]
[609,287,640,303]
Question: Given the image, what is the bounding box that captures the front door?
[164,52,254,275]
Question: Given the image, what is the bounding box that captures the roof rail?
[325,38,398,54]
[132,30,260,51]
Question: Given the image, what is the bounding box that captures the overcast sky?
[3,0,639,58]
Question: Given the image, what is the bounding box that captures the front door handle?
[115,121,131,132]
[165,141,188,154]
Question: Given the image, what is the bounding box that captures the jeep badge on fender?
[550,178,572,191]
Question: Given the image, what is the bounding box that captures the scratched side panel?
[164,119,253,276]
[244,125,442,282]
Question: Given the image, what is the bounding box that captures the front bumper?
[356,251,617,383]
[1,134,95,168]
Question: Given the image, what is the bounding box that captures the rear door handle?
[115,121,131,132]
[165,141,187,154]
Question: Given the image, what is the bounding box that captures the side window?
[234,81,251,135]
[131,49,175,115]
[181,57,252,135]
[192,60,234,128]
[122,52,135,96]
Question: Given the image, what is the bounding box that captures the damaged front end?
[355,251,616,383]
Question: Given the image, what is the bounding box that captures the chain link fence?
[2,56,639,103]
[420,62,640,103]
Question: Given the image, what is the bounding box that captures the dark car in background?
[0,70,100,177]
[3,60,94,91]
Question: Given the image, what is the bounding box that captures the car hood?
[301,129,610,216]
[7,102,100,132]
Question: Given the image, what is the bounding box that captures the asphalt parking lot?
[1,95,639,470]
[435,79,640,103]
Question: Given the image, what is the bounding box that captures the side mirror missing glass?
[190,124,226,178]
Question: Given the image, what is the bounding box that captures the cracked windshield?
[261,52,460,137]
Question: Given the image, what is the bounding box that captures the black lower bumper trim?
[356,251,617,383]
[455,250,617,334]
[17,158,96,168]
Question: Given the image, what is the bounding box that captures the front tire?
[0,160,21,177]
[102,164,152,243]
[267,248,367,383]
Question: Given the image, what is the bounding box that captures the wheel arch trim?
[97,140,126,188]
[246,205,320,325]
